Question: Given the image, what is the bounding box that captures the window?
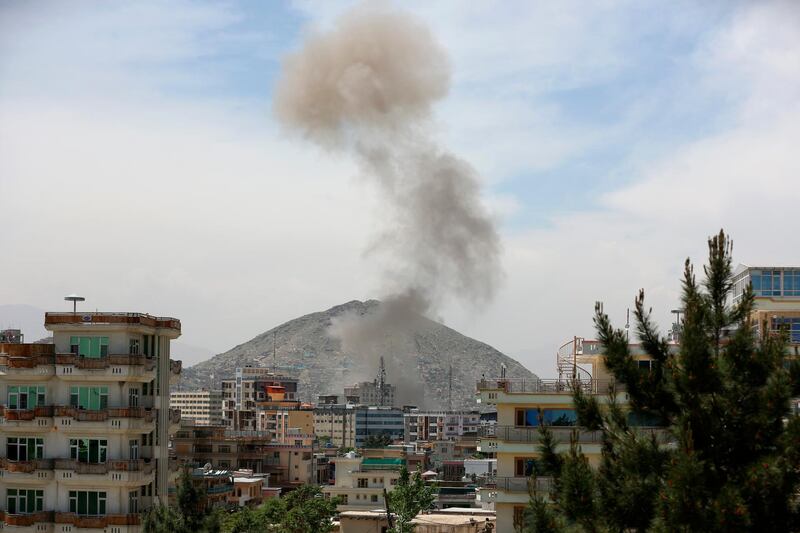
[516,408,577,427]
[637,360,658,372]
[515,457,541,476]
[69,336,109,358]
[783,270,800,297]
[128,491,138,514]
[772,317,800,343]
[371,494,378,503]
[69,491,106,516]
[7,489,44,514]
[513,506,527,529]
[7,437,44,461]
[70,387,108,410]
[358,478,368,488]
[129,338,140,355]
[8,386,45,410]
[129,439,139,461]
[69,439,108,463]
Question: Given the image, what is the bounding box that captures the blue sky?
[1,0,799,377]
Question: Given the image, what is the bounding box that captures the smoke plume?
[274,4,501,405]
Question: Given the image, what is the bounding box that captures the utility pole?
[448,364,453,411]
[272,331,277,373]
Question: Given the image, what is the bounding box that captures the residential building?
[314,405,405,448]
[172,424,315,488]
[170,389,222,426]
[476,337,670,531]
[404,409,480,443]
[322,449,406,511]
[0,310,182,532]
[344,381,395,407]
[220,367,298,430]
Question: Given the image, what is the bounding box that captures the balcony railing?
[0,405,54,420]
[477,378,625,395]
[491,476,554,493]
[53,459,154,474]
[55,354,157,370]
[55,513,141,527]
[45,311,180,332]
[0,511,55,526]
[0,458,54,472]
[482,425,672,444]
[54,406,155,422]
[0,354,56,368]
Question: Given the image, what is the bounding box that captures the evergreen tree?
[141,504,186,533]
[387,466,435,533]
[525,230,800,532]
[176,468,207,531]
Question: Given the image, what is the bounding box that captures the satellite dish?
[64,294,86,313]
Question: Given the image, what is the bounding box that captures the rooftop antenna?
[376,356,387,406]
[625,308,630,341]
[64,294,85,314]
[448,364,453,411]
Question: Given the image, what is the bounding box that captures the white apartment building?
[0,311,182,532]
[169,390,222,426]
[321,452,404,511]
[343,381,395,407]
[404,410,481,443]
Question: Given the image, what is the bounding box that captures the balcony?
[54,406,155,432]
[55,354,156,380]
[0,405,54,432]
[0,511,55,527]
[492,476,554,494]
[482,425,672,444]
[0,458,53,479]
[54,459,155,475]
[477,378,624,395]
[0,346,56,379]
[55,513,141,528]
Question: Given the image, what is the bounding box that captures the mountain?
[179,300,537,410]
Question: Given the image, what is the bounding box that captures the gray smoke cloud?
[274,3,502,406]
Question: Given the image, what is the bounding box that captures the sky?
[1,0,799,377]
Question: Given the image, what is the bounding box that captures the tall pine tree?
[524,231,800,532]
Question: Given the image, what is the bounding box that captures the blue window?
[627,411,665,427]
[772,317,800,343]
[520,408,577,427]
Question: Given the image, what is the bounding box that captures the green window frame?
[8,386,46,410]
[69,438,107,463]
[69,386,108,410]
[6,489,44,514]
[69,336,109,358]
[68,491,106,516]
[7,437,44,461]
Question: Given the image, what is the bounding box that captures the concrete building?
[0,310,182,532]
[170,389,222,426]
[172,424,315,488]
[221,367,298,430]
[731,265,800,344]
[322,450,406,512]
[343,381,395,407]
[404,410,480,443]
[314,405,405,449]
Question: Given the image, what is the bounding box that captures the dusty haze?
[274,3,502,399]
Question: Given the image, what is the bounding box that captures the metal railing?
[490,476,554,493]
[477,378,624,395]
[481,425,672,444]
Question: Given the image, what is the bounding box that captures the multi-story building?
[322,449,406,511]
[404,410,480,443]
[220,367,298,430]
[731,265,800,344]
[172,424,315,488]
[170,389,222,426]
[343,381,395,407]
[314,404,405,449]
[476,337,672,531]
[0,310,182,532]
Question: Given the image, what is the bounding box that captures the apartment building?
[0,311,182,532]
[343,381,395,407]
[321,449,406,511]
[404,410,480,443]
[314,405,405,449]
[172,424,315,488]
[170,389,222,426]
[220,367,298,430]
[476,337,672,531]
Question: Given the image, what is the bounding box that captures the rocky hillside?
[178,300,536,410]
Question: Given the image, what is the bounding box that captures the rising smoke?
[274,3,501,406]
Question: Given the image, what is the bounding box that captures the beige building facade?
[170,389,222,426]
